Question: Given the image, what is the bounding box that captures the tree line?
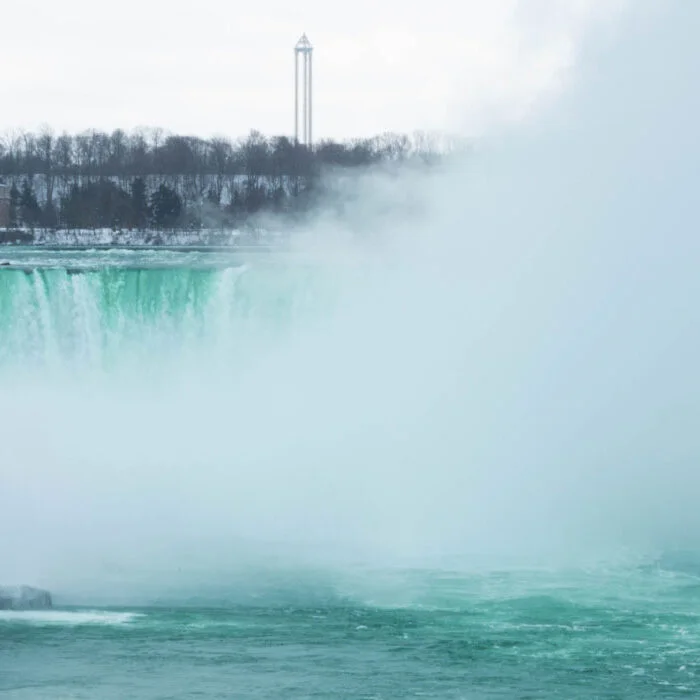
[0,128,457,230]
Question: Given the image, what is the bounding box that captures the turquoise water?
[0,248,343,377]
[1,248,699,698]
[3,566,700,698]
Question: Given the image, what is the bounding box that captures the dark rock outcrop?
[0,585,53,610]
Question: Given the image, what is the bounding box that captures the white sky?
[0,0,627,140]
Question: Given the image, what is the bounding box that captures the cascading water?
[0,260,340,377]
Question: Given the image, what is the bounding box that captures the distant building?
[0,182,9,228]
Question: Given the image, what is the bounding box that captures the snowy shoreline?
[0,226,284,247]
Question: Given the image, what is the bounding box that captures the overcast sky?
[1,0,629,140]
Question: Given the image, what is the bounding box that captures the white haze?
[1,0,700,600]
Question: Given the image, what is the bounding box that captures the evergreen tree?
[206,185,220,206]
[130,177,149,229]
[59,181,132,229]
[150,184,182,229]
[41,200,58,228]
[9,183,19,227]
[19,180,41,228]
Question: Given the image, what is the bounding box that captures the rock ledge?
[0,585,53,610]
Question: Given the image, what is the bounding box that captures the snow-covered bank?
[0,227,286,247]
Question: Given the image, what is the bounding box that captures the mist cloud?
[1,1,698,602]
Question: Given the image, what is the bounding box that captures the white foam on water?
[0,610,143,626]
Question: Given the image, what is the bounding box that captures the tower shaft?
[294,35,313,147]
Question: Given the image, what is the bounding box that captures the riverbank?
[0,226,282,247]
